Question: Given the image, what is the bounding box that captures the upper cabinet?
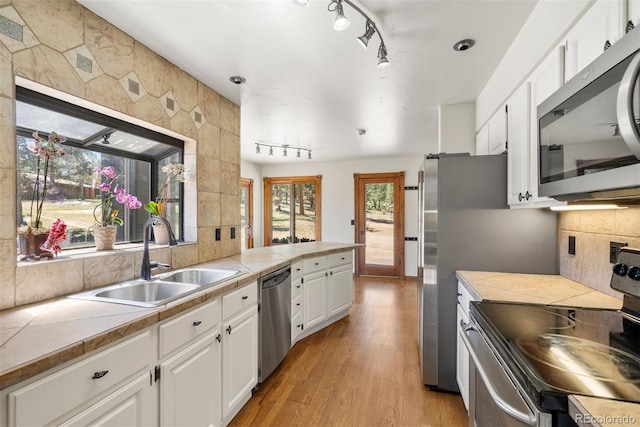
[629,0,640,30]
[507,47,566,208]
[476,106,506,156]
[564,0,627,82]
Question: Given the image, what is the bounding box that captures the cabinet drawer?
[291,277,302,299]
[223,281,258,320]
[159,298,220,358]
[291,262,302,281]
[291,293,302,317]
[303,256,328,274]
[329,251,352,268]
[9,330,154,426]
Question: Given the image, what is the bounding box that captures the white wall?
[240,160,264,248]
[256,156,422,277]
[476,0,592,128]
[439,102,476,154]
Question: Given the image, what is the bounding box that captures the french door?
[354,172,404,278]
[240,178,253,250]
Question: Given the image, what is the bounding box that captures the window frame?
[15,86,185,246]
[263,175,322,246]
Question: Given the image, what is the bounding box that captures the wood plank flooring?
[229,277,469,427]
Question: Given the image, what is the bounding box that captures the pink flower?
[102,166,116,179]
[115,187,127,204]
[40,219,68,256]
[125,195,142,209]
[99,183,111,192]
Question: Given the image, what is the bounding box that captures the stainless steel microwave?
[537,27,640,202]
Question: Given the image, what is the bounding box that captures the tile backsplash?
[559,207,640,299]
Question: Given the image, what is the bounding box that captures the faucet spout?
[141,216,178,280]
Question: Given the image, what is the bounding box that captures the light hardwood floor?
[229,277,469,427]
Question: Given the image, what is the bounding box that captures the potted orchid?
[144,163,190,244]
[18,131,68,259]
[92,166,142,250]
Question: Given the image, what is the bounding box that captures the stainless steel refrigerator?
[417,153,558,391]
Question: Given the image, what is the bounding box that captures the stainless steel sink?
[69,268,245,308]
[158,268,242,286]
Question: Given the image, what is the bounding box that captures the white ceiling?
[78,0,537,165]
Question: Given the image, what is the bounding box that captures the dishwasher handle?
[261,267,291,289]
[460,322,537,426]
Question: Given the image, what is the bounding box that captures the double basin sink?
[70,268,244,308]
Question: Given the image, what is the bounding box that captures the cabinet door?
[160,331,221,427]
[507,83,531,206]
[59,372,154,427]
[303,271,328,331]
[222,305,258,420]
[564,0,626,81]
[328,264,353,316]
[630,0,640,29]
[475,124,489,155]
[456,304,469,411]
[488,107,507,154]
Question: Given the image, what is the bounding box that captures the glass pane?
[16,101,105,140]
[17,135,149,248]
[293,183,316,243]
[240,187,247,251]
[271,183,291,244]
[364,183,394,266]
[157,153,181,240]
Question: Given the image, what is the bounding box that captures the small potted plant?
[18,131,67,259]
[91,166,142,250]
[144,163,190,244]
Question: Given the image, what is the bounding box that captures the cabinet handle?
[296,303,301,306]
[216,334,221,343]
[626,20,635,34]
[241,296,248,300]
[296,268,301,271]
[193,321,202,326]
[92,370,109,379]
[314,262,319,266]
[226,325,232,335]
[296,285,301,288]
[525,191,531,201]
[341,257,345,260]
[297,324,304,330]
[330,271,333,276]
[603,40,611,51]
[325,272,328,277]
[518,192,523,202]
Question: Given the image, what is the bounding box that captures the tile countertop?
[0,242,361,390]
[457,270,638,425]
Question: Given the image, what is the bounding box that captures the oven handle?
[617,50,640,159]
[460,322,538,426]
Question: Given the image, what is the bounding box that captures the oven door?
[460,320,552,427]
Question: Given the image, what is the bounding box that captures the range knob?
[613,263,629,276]
[628,266,640,281]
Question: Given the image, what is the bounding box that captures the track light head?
[308,151,312,160]
[377,44,390,68]
[269,146,274,156]
[357,21,376,49]
[297,149,301,158]
[255,143,261,154]
[333,0,350,31]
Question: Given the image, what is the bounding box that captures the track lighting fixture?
[255,142,312,160]
[357,21,375,49]
[319,0,389,67]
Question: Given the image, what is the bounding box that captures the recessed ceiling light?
[453,39,475,52]
[229,76,246,85]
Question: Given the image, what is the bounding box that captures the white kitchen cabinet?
[6,330,155,426]
[160,331,221,427]
[488,106,507,154]
[630,0,640,29]
[328,252,354,316]
[564,0,626,82]
[456,281,477,412]
[291,261,303,345]
[475,123,489,155]
[507,47,566,208]
[302,269,329,331]
[222,303,258,422]
[60,372,154,427]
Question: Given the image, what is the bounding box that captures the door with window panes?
[263,176,321,246]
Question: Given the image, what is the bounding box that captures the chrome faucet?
[141,216,178,280]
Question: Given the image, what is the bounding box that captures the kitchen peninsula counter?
[0,242,360,389]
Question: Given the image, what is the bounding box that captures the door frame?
[240,178,254,249]
[353,172,405,278]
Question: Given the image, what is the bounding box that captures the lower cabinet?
[60,372,155,427]
[221,304,258,422]
[456,280,477,412]
[303,270,329,331]
[329,263,353,316]
[160,331,221,427]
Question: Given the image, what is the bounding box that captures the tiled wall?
[559,208,640,299]
[0,0,241,309]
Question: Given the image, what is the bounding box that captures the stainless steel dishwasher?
[258,265,291,383]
